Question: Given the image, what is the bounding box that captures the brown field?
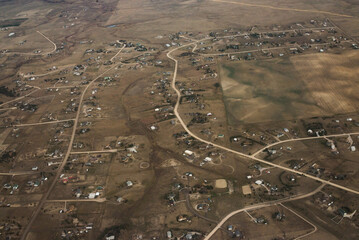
[220,50,359,124]
[1,0,359,239]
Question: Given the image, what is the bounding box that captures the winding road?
[166,40,359,195]
[166,34,359,239]
[203,184,325,239]
[5,31,57,56]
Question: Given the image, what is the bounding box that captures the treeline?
[0,86,17,97]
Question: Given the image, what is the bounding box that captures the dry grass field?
[220,50,359,124]
[1,0,359,239]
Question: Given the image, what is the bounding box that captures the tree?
[213,82,221,89]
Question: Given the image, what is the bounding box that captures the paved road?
[212,0,353,18]
[20,46,125,240]
[203,184,325,239]
[167,39,359,195]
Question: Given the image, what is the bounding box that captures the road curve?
[166,40,359,195]
[5,31,57,56]
[36,31,57,55]
[203,184,325,240]
[280,203,318,240]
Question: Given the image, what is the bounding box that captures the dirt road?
[167,38,359,195]
[203,184,325,239]
[70,149,117,154]
[212,0,353,18]
[12,119,74,127]
[20,46,125,240]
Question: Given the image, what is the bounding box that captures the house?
[127,146,137,153]
[185,233,193,239]
[177,215,189,222]
[184,150,194,156]
[234,230,241,238]
[88,193,96,199]
[126,180,133,187]
[255,180,263,185]
[75,189,82,198]
[338,208,357,219]
[255,217,267,224]
[273,212,285,221]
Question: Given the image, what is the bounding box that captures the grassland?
[220,50,359,125]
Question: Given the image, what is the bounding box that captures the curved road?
[166,41,359,195]
[36,31,57,55]
[203,184,325,239]
[280,203,317,240]
[6,31,57,56]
